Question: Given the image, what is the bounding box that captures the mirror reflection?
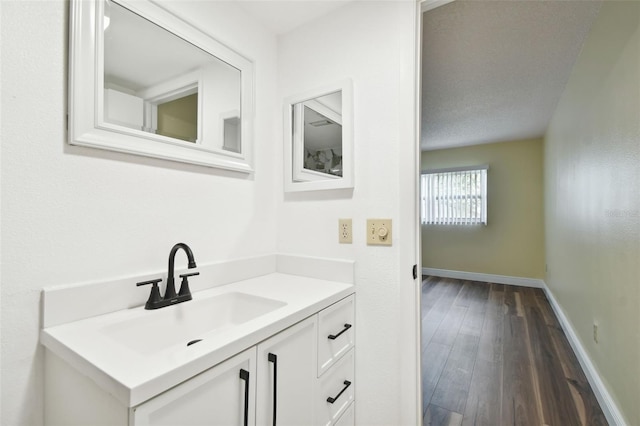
[284,80,352,191]
[103,0,241,150]
[293,91,343,180]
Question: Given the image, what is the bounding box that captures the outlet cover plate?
[339,218,352,244]
[367,218,392,246]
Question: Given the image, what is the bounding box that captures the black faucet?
[137,242,199,310]
[165,242,197,300]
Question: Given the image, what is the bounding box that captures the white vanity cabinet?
[255,294,355,426]
[44,293,355,426]
[131,316,319,426]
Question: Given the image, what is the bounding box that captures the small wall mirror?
[69,0,254,172]
[284,80,353,192]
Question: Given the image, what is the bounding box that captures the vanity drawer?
[334,402,354,426]
[318,295,355,376]
[316,348,355,426]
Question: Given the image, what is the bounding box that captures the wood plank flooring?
[421,276,607,426]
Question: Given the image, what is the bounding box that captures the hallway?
[421,276,607,426]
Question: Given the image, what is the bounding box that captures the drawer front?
[333,402,354,426]
[318,295,355,376]
[316,348,355,426]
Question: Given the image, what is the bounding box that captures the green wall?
[157,93,198,142]
[421,138,545,279]
[544,2,640,424]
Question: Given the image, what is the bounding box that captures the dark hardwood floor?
[421,276,608,426]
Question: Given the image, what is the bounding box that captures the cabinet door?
[256,316,317,426]
[132,347,256,426]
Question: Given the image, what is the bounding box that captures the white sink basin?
[101,292,286,355]
[41,273,355,407]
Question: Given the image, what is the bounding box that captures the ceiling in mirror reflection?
[303,108,341,151]
[102,1,242,150]
[301,91,342,151]
[104,1,233,91]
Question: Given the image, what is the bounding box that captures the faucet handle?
[136,278,162,287]
[137,278,163,309]
[179,272,200,279]
[178,272,199,299]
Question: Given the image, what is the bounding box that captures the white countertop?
[40,272,354,407]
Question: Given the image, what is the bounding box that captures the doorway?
[417,1,607,424]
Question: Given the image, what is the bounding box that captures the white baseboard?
[421,267,544,288]
[542,283,628,426]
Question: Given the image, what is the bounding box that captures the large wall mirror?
[69,0,254,172]
[284,80,354,192]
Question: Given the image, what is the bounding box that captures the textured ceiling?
[421,1,602,151]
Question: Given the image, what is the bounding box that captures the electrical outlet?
[593,323,599,344]
[367,219,392,246]
[339,219,352,244]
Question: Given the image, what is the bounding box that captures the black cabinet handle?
[327,380,352,404]
[239,369,250,426]
[328,324,352,340]
[268,353,278,426]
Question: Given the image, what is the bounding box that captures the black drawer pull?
[327,380,351,404]
[239,369,250,426]
[328,324,352,340]
[268,353,278,426]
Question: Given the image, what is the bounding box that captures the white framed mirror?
[284,80,354,192]
[68,0,254,172]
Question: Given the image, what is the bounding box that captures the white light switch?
[367,219,392,246]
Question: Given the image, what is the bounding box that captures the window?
[421,166,488,225]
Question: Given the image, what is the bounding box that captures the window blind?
[421,167,487,225]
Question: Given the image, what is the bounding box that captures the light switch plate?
[367,219,392,246]
[339,219,352,244]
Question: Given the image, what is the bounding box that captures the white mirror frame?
[69,0,255,172]
[283,79,354,192]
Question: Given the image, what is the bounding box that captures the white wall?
[0,1,278,424]
[277,2,419,424]
[2,1,421,424]
[544,2,640,424]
